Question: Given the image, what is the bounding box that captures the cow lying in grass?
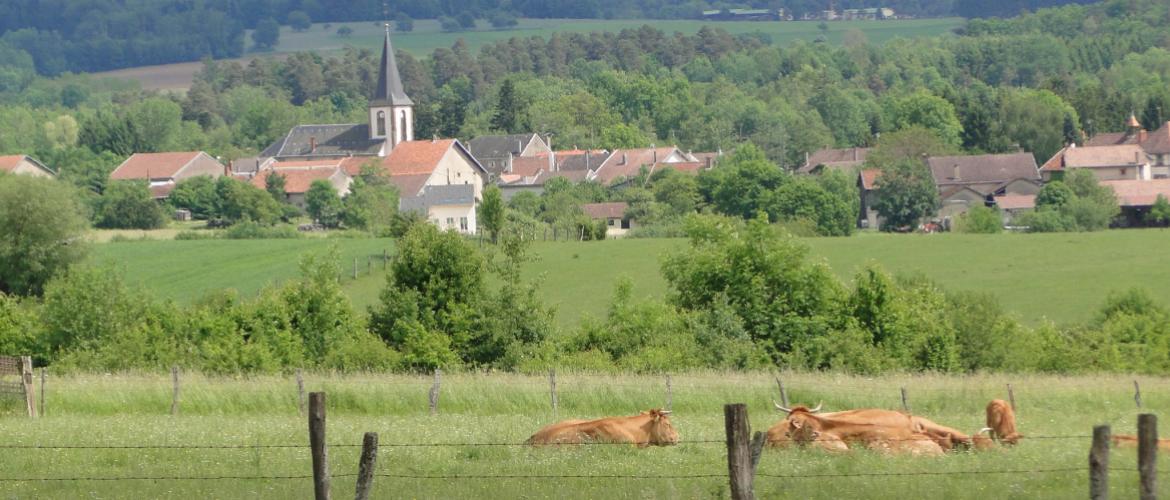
[526,409,679,447]
[768,402,1003,454]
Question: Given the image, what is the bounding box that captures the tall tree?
[305,180,342,227]
[252,18,280,50]
[873,158,939,231]
[0,175,89,295]
[478,184,505,243]
[490,78,525,133]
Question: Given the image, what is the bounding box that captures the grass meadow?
[92,18,962,91]
[0,371,1163,499]
[92,230,1170,327]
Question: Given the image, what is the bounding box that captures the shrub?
[222,220,301,239]
[0,175,89,296]
[955,205,1002,233]
[94,180,167,229]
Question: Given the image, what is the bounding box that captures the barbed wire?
[0,473,355,482]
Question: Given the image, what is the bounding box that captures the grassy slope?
[92,231,1170,326]
[0,371,1161,498]
[269,18,964,57]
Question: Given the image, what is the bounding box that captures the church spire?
[372,24,413,107]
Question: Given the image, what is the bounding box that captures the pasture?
[90,17,962,91]
[0,371,1161,498]
[91,230,1170,326]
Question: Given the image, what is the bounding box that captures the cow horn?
[658,410,672,416]
[810,402,823,413]
[774,401,792,413]
[978,427,992,435]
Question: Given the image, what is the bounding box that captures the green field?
[266,18,964,57]
[92,231,1170,327]
[0,371,1160,498]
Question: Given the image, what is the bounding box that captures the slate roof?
[260,124,385,159]
[371,29,413,107]
[799,147,870,174]
[400,184,476,212]
[111,152,212,180]
[1101,179,1170,207]
[582,202,629,220]
[1143,122,1170,154]
[926,153,1040,196]
[467,134,540,160]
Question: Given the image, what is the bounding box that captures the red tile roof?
[251,167,342,194]
[1101,179,1170,207]
[582,202,629,219]
[593,147,683,183]
[800,147,869,173]
[0,155,27,172]
[1063,145,1145,168]
[384,139,457,175]
[338,156,382,176]
[1142,122,1170,154]
[860,169,882,190]
[510,156,549,177]
[112,152,207,180]
[1039,146,1068,172]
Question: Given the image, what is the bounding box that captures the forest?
[0,0,1098,74]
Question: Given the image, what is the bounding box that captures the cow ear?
[791,420,803,429]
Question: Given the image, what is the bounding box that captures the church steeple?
[369,24,413,148]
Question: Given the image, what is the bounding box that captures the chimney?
[309,136,317,154]
[548,151,555,172]
[432,134,437,143]
[621,153,628,165]
[517,139,523,154]
[1140,129,1148,143]
[953,164,960,180]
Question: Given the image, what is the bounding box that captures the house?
[1040,144,1150,182]
[926,153,1042,219]
[110,151,224,199]
[1143,121,1170,178]
[992,194,1036,226]
[261,27,414,162]
[466,133,551,179]
[1085,113,1146,147]
[374,138,487,234]
[858,168,882,229]
[0,155,54,177]
[590,146,700,185]
[250,159,353,209]
[582,202,634,237]
[1100,179,1170,226]
[797,147,870,175]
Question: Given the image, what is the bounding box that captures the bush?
[174,230,217,240]
[222,220,301,239]
[955,205,1002,233]
[439,16,461,32]
[94,181,167,230]
[0,174,89,296]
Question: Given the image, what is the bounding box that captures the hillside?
[92,231,1170,327]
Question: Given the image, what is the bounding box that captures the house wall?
[938,190,987,219]
[1075,166,1145,182]
[859,189,881,229]
[175,154,226,181]
[602,216,635,238]
[429,203,477,234]
[429,147,485,200]
[999,179,1042,196]
[520,136,551,157]
[8,159,53,177]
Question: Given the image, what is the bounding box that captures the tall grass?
[1,371,1165,498]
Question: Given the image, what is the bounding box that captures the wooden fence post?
[665,375,673,412]
[170,365,180,416]
[775,377,789,408]
[39,367,45,418]
[428,369,442,416]
[900,387,910,413]
[1090,424,1110,500]
[296,369,306,415]
[309,392,331,500]
[354,431,378,500]
[1139,414,1157,500]
[1135,380,1143,409]
[548,369,558,416]
[725,403,761,500]
[20,356,35,418]
[352,258,358,280]
[1006,383,1016,412]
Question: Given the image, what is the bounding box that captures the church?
[258,27,488,234]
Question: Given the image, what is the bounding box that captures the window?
[400,113,408,143]
[1121,168,1128,176]
[376,111,386,137]
[608,218,615,226]
[460,217,468,232]
[446,217,455,228]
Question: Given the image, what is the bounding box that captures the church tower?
[369,25,413,150]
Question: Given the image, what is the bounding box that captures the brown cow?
[767,403,943,456]
[911,416,976,451]
[986,399,1022,445]
[525,409,679,447]
[1110,435,1170,451]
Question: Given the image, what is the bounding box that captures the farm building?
[1043,117,1170,181]
[466,133,551,180]
[250,159,353,209]
[1100,179,1170,226]
[582,202,634,237]
[926,153,1042,219]
[110,151,224,199]
[0,155,54,177]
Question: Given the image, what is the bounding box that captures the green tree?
[456,13,477,29]
[305,180,342,227]
[478,184,505,243]
[287,11,311,32]
[873,158,939,231]
[881,91,964,147]
[439,16,461,33]
[489,11,519,29]
[1146,194,1170,227]
[252,18,280,50]
[264,171,287,202]
[997,89,1080,163]
[0,175,89,295]
[598,123,649,151]
[94,181,167,230]
[169,176,218,220]
[698,143,787,220]
[214,177,281,225]
[335,26,353,38]
[955,205,1002,233]
[1035,181,1074,209]
[490,79,527,133]
[395,13,414,32]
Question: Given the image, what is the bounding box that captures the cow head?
[643,409,679,446]
[774,403,826,446]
